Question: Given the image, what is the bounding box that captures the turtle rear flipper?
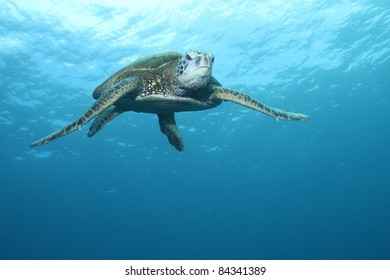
[87,105,123,138]
[211,87,309,121]
[158,112,184,151]
[30,77,141,147]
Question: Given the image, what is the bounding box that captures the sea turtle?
[30,50,309,151]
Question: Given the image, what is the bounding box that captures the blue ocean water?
[1,0,389,260]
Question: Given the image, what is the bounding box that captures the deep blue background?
[1,0,389,259]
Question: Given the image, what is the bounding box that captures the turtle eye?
[186,51,198,60]
[211,56,215,63]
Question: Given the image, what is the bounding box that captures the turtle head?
[176,50,214,90]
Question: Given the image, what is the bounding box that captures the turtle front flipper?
[30,77,141,147]
[157,112,184,151]
[211,87,309,121]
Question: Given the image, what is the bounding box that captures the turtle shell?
[92,52,182,99]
